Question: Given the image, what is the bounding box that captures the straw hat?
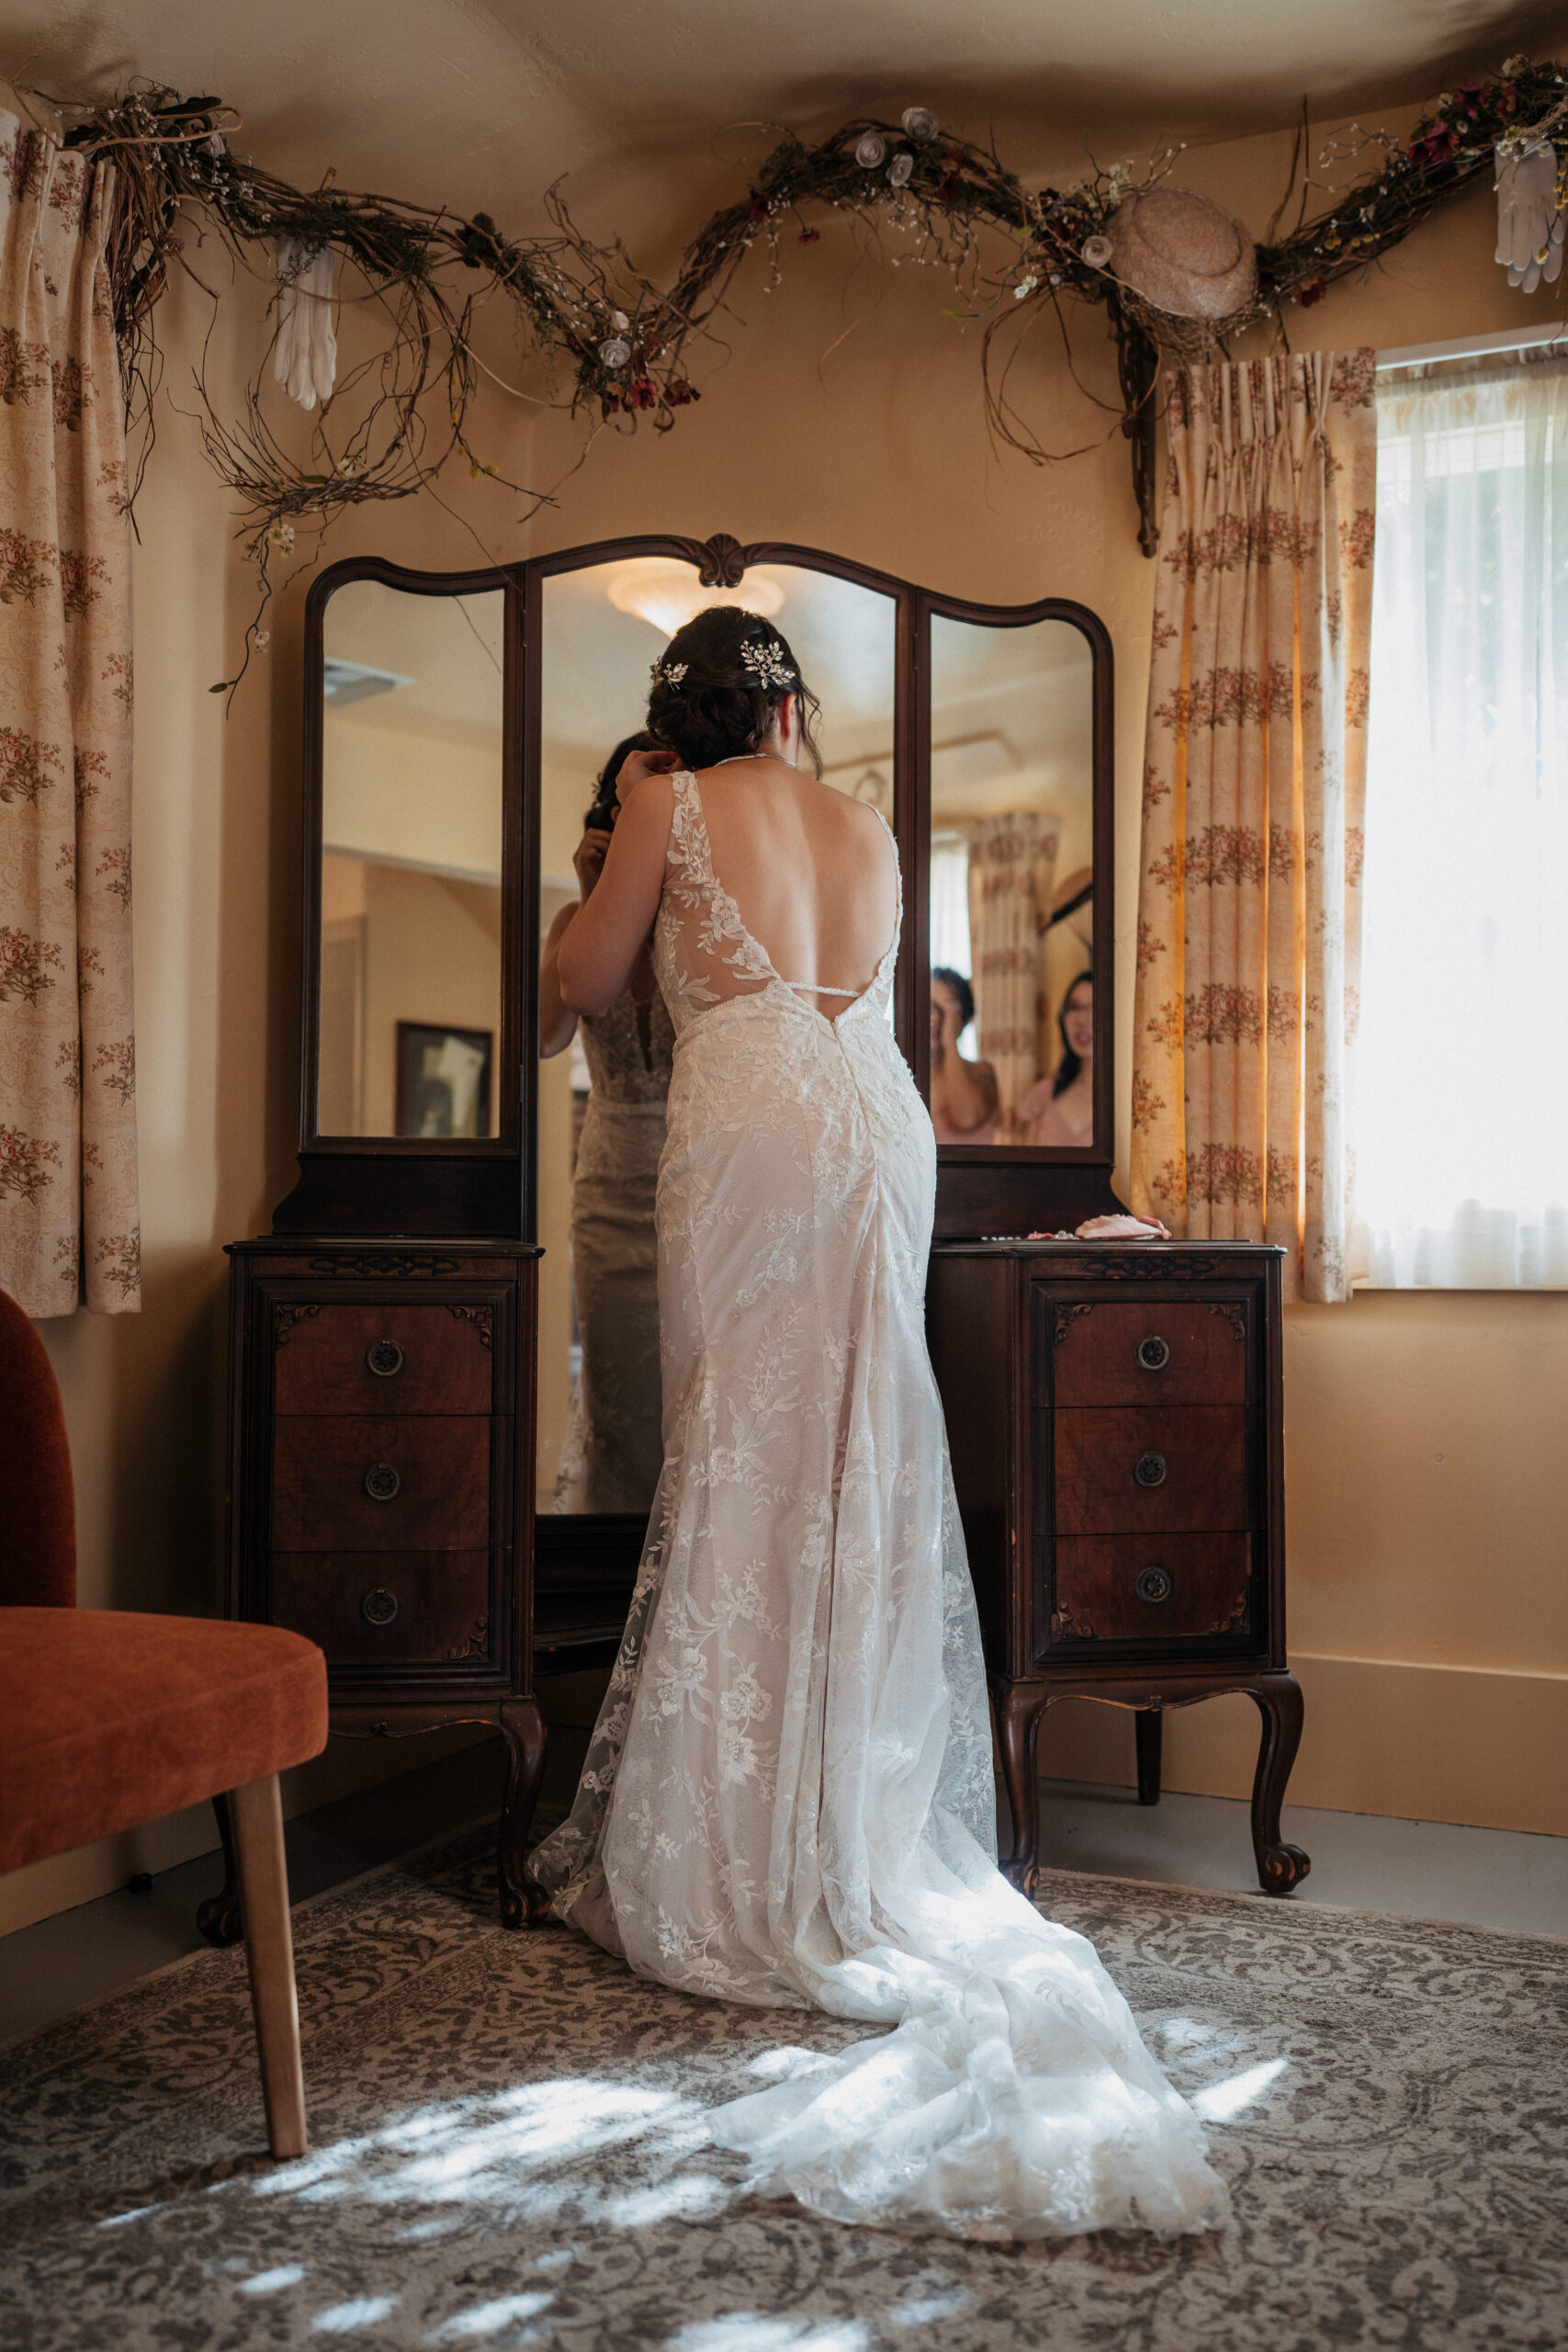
[1102,186,1258,337]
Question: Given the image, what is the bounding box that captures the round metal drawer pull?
[366,1339,404,1378]
[1135,1566,1173,1604]
[362,1587,399,1626]
[364,1462,401,1501]
[1134,1450,1168,1488]
[1136,1335,1170,1372]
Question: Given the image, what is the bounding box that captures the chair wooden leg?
[229,1773,308,2159]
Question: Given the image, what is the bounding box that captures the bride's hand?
[1074,1214,1172,1240]
[616,744,681,803]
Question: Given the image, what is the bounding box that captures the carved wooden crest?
[672,531,749,587]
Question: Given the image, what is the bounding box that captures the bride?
[528,606,1222,2241]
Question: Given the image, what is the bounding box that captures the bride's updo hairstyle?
[646,605,823,776]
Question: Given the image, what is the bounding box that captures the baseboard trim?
[1035,1653,1568,1837]
[0,1724,492,1939]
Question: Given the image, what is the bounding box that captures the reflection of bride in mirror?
[1015,970,1093,1147]
[539,731,673,1511]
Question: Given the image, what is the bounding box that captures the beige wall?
[16,99,1568,1931]
[359,865,502,1137]
[321,716,503,882]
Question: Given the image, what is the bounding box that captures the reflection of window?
[1359,360,1568,1286]
[930,831,976,1057]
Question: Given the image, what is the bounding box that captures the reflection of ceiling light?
[323,657,414,706]
[605,559,786,639]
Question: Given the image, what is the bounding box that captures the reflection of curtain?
[1130,354,1376,1303]
[0,113,139,1316]
[929,832,976,1052]
[1357,361,1568,1286]
[965,811,1057,1117]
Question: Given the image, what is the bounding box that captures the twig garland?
[47,58,1568,599]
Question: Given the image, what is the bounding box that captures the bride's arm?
[557,774,675,1013]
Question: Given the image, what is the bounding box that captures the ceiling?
[7,0,1568,251]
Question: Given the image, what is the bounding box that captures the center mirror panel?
[317,579,506,1140]
[535,554,898,1511]
[927,614,1096,1149]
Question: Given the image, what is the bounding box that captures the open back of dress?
[530,770,1221,2240]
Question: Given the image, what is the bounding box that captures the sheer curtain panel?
[0,111,138,1316]
[1357,359,1568,1287]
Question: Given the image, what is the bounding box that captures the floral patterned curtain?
[0,111,138,1316]
[1130,352,1376,1302]
[965,809,1058,1122]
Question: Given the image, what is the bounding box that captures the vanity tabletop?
[931,1236,1286,1258]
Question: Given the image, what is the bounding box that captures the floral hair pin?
[739,639,795,689]
[649,659,687,688]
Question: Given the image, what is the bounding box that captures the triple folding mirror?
[317,575,508,1143]
[299,537,1112,1522]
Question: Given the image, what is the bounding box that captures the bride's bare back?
[557,750,897,1020]
[694,756,897,1008]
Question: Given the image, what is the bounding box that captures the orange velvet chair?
[0,1286,328,2156]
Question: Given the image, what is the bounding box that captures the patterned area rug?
[3,1821,1566,2351]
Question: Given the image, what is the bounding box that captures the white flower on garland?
[1495,137,1564,293]
[273,239,339,410]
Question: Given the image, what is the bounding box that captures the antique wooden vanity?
[928,1239,1305,1896]
[206,530,1304,1940]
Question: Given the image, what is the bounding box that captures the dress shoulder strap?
[663,768,702,867]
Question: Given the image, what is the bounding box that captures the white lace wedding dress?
[529,771,1223,2240]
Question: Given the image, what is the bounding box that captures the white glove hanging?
[273,239,339,410]
[1495,140,1564,294]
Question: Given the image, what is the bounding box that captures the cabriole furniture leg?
[197,1790,245,1947]
[1135,1708,1162,1806]
[499,1692,550,1928]
[1247,1671,1310,1894]
[994,1682,1048,1900]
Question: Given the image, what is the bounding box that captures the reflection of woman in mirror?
[539,731,673,1512]
[527,608,1220,2241]
[1016,970,1094,1147]
[929,967,999,1144]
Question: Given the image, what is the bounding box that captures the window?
[1357,357,1568,1286]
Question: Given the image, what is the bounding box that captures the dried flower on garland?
[46,58,1568,604]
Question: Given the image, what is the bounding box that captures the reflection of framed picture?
[395,1022,493,1138]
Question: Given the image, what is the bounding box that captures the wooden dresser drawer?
[1040,1298,1247,1408]
[1050,1533,1251,1645]
[272,1416,491,1551]
[274,1302,494,1416]
[270,1551,493,1667]
[1051,1406,1247,1533]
